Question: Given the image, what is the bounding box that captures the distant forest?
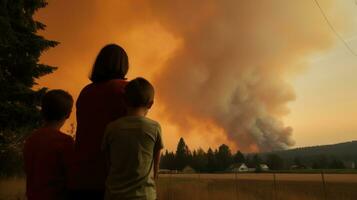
[160,138,357,172]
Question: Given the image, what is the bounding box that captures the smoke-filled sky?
[36,0,357,152]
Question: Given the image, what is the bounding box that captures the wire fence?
[157,172,357,200]
[0,172,356,200]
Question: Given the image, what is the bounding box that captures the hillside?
[263,141,357,166]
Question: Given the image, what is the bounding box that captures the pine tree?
[266,154,284,170]
[175,137,190,170]
[191,148,207,172]
[216,144,233,171]
[233,150,245,164]
[0,0,58,175]
[206,148,216,172]
[252,154,262,172]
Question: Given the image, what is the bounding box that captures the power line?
[313,0,357,56]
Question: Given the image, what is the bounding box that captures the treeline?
[160,138,355,172]
[160,138,245,172]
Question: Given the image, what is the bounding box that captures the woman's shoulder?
[79,82,95,94]
[108,79,128,89]
[80,79,127,94]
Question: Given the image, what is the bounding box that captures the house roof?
[183,165,195,172]
[229,163,247,169]
[260,164,269,168]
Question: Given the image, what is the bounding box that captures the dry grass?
[1,174,357,200]
[156,173,357,200]
[0,177,26,200]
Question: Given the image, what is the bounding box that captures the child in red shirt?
[24,90,74,200]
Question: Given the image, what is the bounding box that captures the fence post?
[169,171,173,200]
[207,173,212,199]
[235,171,239,200]
[273,173,277,200]
[321,170,327,200]
[197,171,200,200]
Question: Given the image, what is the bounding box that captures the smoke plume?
[147,0,333,151]
[38,0,337,151]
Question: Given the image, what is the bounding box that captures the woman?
[70,44,129,199]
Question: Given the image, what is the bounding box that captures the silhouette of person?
[69,44,129,200]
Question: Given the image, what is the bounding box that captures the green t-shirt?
[102,116,163,200]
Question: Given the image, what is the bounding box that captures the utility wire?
[313,0,357,56]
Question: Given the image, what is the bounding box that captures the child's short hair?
[41,89,73,121]
[124,77,154,108]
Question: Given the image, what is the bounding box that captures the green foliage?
[328,159,345,169]
[215,144,232,171]
[0,0,58,176]
[233,150,245,163]
[269,141,357,165]
[160,150,176,170]
[252,154,262,167]
[175,137,191,170]
[266,154,284,170]
[312,155,328,169]
[206,148,216,172]
[191,148,207,172]
[293,156,303,166]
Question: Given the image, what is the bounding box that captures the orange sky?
[36,0,357,152]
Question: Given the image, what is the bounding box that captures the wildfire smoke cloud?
[38,0,337,151]
[148,0,333,151]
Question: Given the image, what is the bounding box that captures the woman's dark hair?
[41,90,73,121]
[90,44,129,83]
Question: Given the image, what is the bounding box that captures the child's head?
[124,77,155,112]
[41,90,73,122]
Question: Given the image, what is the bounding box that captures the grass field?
[1,173,357,200]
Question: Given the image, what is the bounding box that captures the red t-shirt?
[24,127,74,200]
[72,79,127,190]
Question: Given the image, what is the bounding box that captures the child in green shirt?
[102,77,163,200]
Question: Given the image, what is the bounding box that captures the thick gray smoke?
[38,0,335,151]
[148,0,333,151]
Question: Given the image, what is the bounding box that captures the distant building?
[290,165,307,170]
[228,163,249,172]
[182,165,195,173]
[260,164,269,171]
[343,161,356,169]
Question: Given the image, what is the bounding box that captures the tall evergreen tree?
[0,0,58,175]
[216,144,233,171]
[266,154,284,170]
[233,150,245,163]
[175,137,190,170]
[160,150,176,170]
[191,148,207,172]
[206,148,216,172]
[252,154,263,172]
